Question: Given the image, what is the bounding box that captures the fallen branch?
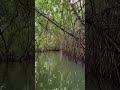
[35,9,78,40]
[35,9,85,49]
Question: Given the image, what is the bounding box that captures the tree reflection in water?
[35,52,85,90]
[0,61,34,90]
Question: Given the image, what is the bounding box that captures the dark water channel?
[35,51,85,90]
[0,61,34,90]
[0,51,119,90]
[0,51,85,90]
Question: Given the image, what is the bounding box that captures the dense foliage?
[35,0,85,52]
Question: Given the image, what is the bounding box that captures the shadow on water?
[35,51,85,90]
[0,61,34,90]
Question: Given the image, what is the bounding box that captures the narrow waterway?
[35,51,85,90]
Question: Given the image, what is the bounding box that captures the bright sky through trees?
[70,0,78,4]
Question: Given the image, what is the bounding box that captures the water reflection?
[0,61,34,90]
[35,52,85,90]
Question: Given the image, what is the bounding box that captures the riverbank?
[35,48,60,52]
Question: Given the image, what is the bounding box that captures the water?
[0,61,34,90]
[0,52,85,90]
[35,51,85,90]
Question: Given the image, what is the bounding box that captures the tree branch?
[35,9,78,40]
[36,9,85,49]
[70,3,85,26]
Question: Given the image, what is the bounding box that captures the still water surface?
[0,61,34,90]
[35,51,85,90]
